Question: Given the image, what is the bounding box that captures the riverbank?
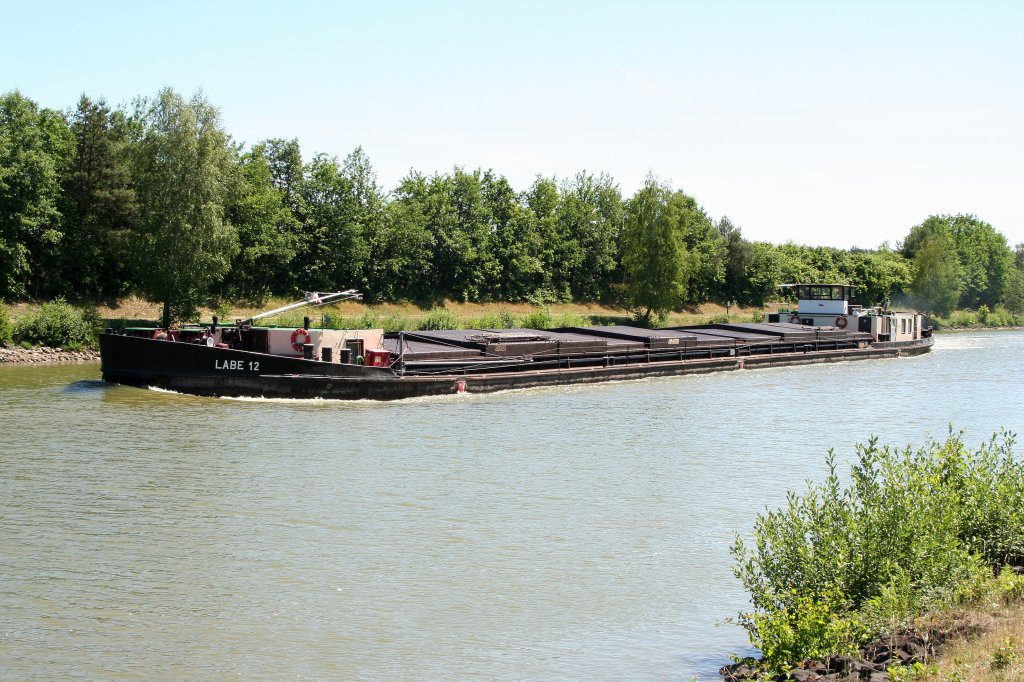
[0,345,99,365]
[721,589,1024,681]
[727,429,1024,682]
[5,296,764,329]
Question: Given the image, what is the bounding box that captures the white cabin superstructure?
[768,283,931,344]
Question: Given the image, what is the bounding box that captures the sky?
[4,0,1022,249]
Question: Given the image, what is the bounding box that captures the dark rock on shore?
[720,615,982,681]
[0,345,100,365]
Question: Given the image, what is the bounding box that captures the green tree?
[411,168,501,302]
[849,248,911,307]
[484,171,543,302]
[621,177,695,324]
[60,95,138,301]
[671,191,724,303]
[718,218,784,306]
[556,172,623,301]
[1003,244,1024,314]
[128,88,238,326]
[0,91,74,299]
[373,171,437,303]
[524,176,562,301]
[292,150,375,295]
[221,143,298,302]
[948,215,1013,308]
[340,146,387,298]
[261,137,304,203]
[909,233,961,315]
[1003,269,1024,315]
[903,214,1013,309]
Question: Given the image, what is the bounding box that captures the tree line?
[2,87,1022,325]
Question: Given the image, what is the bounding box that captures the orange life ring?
[789,314,801,324]
[835,316,848,329]
[291,328,311,352]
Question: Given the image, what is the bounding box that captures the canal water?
[1,331,1022,680]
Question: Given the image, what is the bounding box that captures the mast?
[397,331,406,376]
[237,290,362,326]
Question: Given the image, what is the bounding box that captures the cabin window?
[798,285,846,301]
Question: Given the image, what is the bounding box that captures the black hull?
[100,332,933,401]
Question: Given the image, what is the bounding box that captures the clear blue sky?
[4,1,1022,249]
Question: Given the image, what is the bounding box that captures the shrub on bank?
[13,298,98,350]
[934,307,1022,328]
[467,309,518,330]
[0,302,12,345]
[520,306,553,329]
[732,430,1024,674]
[418,306,459,331]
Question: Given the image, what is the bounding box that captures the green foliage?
[551,312,589,328]
[750,590,866,673]
[58,95,138,301]
[887,661,936,681]
[994,565,1024,603]
[417,306,459,331]
[221,142,298,301]
[990,638,1020,671]
[984,305,1018,327]
[3,89,1020,318]
[909,232,962,315]
[467,309,518,330]
[1002,268,1024,314]
[621,177,697,322]
[520,306,554,329]
[554,172,624,302]
[933,306,1021,329]
[934,310,978,328]
[733,430,1024,669]
[0,90,74,299]
[128,88,238,326]
[0,301,12,345]
[376,314,413,333]
[903,214,1014,311]
[13,298,97,349]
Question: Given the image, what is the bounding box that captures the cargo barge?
[99,285,933,400]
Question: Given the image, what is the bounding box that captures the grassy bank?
[916,595,1024,681]
[932,304,1024,329]
[729,430,1024,679]
[85,297,766,332]
[2,297,772,350]
[3,295,1022,351]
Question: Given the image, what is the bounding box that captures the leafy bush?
[750,590,866,674]
[0,302,12,345]
[732,430,1023,671]
[630,308,667,327]
[13,298,98,349]
[936,310,978,327]
[418,306,459,331]
[520,306,553,329]
[377,314,413,333]
[983,305,1018,327]
[468,309,518,330]
[551,312,589,328]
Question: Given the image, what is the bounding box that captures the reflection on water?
[1,331,1023,680]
